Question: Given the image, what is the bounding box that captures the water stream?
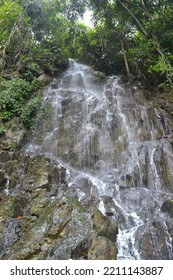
[24,59,173,259]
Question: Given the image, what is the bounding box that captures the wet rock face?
[161,200,173,217]
[1,219,21,258]
[0,152,118,260]
[138,220,173,260]
[0,170,8,191]
[1,60,173,260]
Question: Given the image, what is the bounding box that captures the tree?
[116,0,173,88]
[0,0,30,68]
[0,0,88,72]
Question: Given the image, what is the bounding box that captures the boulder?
[37,74,52,85]
[0,128,26,151]
[92,208,118,242]
[88,236,117,260]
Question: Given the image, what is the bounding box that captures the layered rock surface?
[0,152,118,260]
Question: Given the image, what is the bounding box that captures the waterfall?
[24,59,173,259]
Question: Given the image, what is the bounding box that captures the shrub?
[0,125,6,136]
[21,96,42,129]
[0,77,42,124]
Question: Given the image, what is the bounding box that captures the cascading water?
[25,59,173,259]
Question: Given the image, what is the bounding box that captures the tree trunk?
[120,38,130,77]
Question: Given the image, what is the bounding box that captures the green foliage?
[37,101,54,120]
[21,96,42,129]
[158,81,171,92]
[0,78,31,116]
[0,0,23,45]
[1,111,13,122]
[0,0,72,73]
[0,0,31,68]
[0,124,6,136]
[70,24,124,75]
[30,78,42,91]
[11,123,18,131]
[22,62,42,81]
[148,56,173,75]
[30,45,68,75]
[0,77,42,123]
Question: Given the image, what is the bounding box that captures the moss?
[156,129,163,140]
[66,197,86,213]
[0,196,16,217]
[90,133,99,158]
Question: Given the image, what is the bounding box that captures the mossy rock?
[92,208,118,242]
[156,129,163,140]
[37,74,52,85]
[66,197,86,212]
[0,128,26,151]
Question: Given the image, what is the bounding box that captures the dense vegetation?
[0,0,173,134]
